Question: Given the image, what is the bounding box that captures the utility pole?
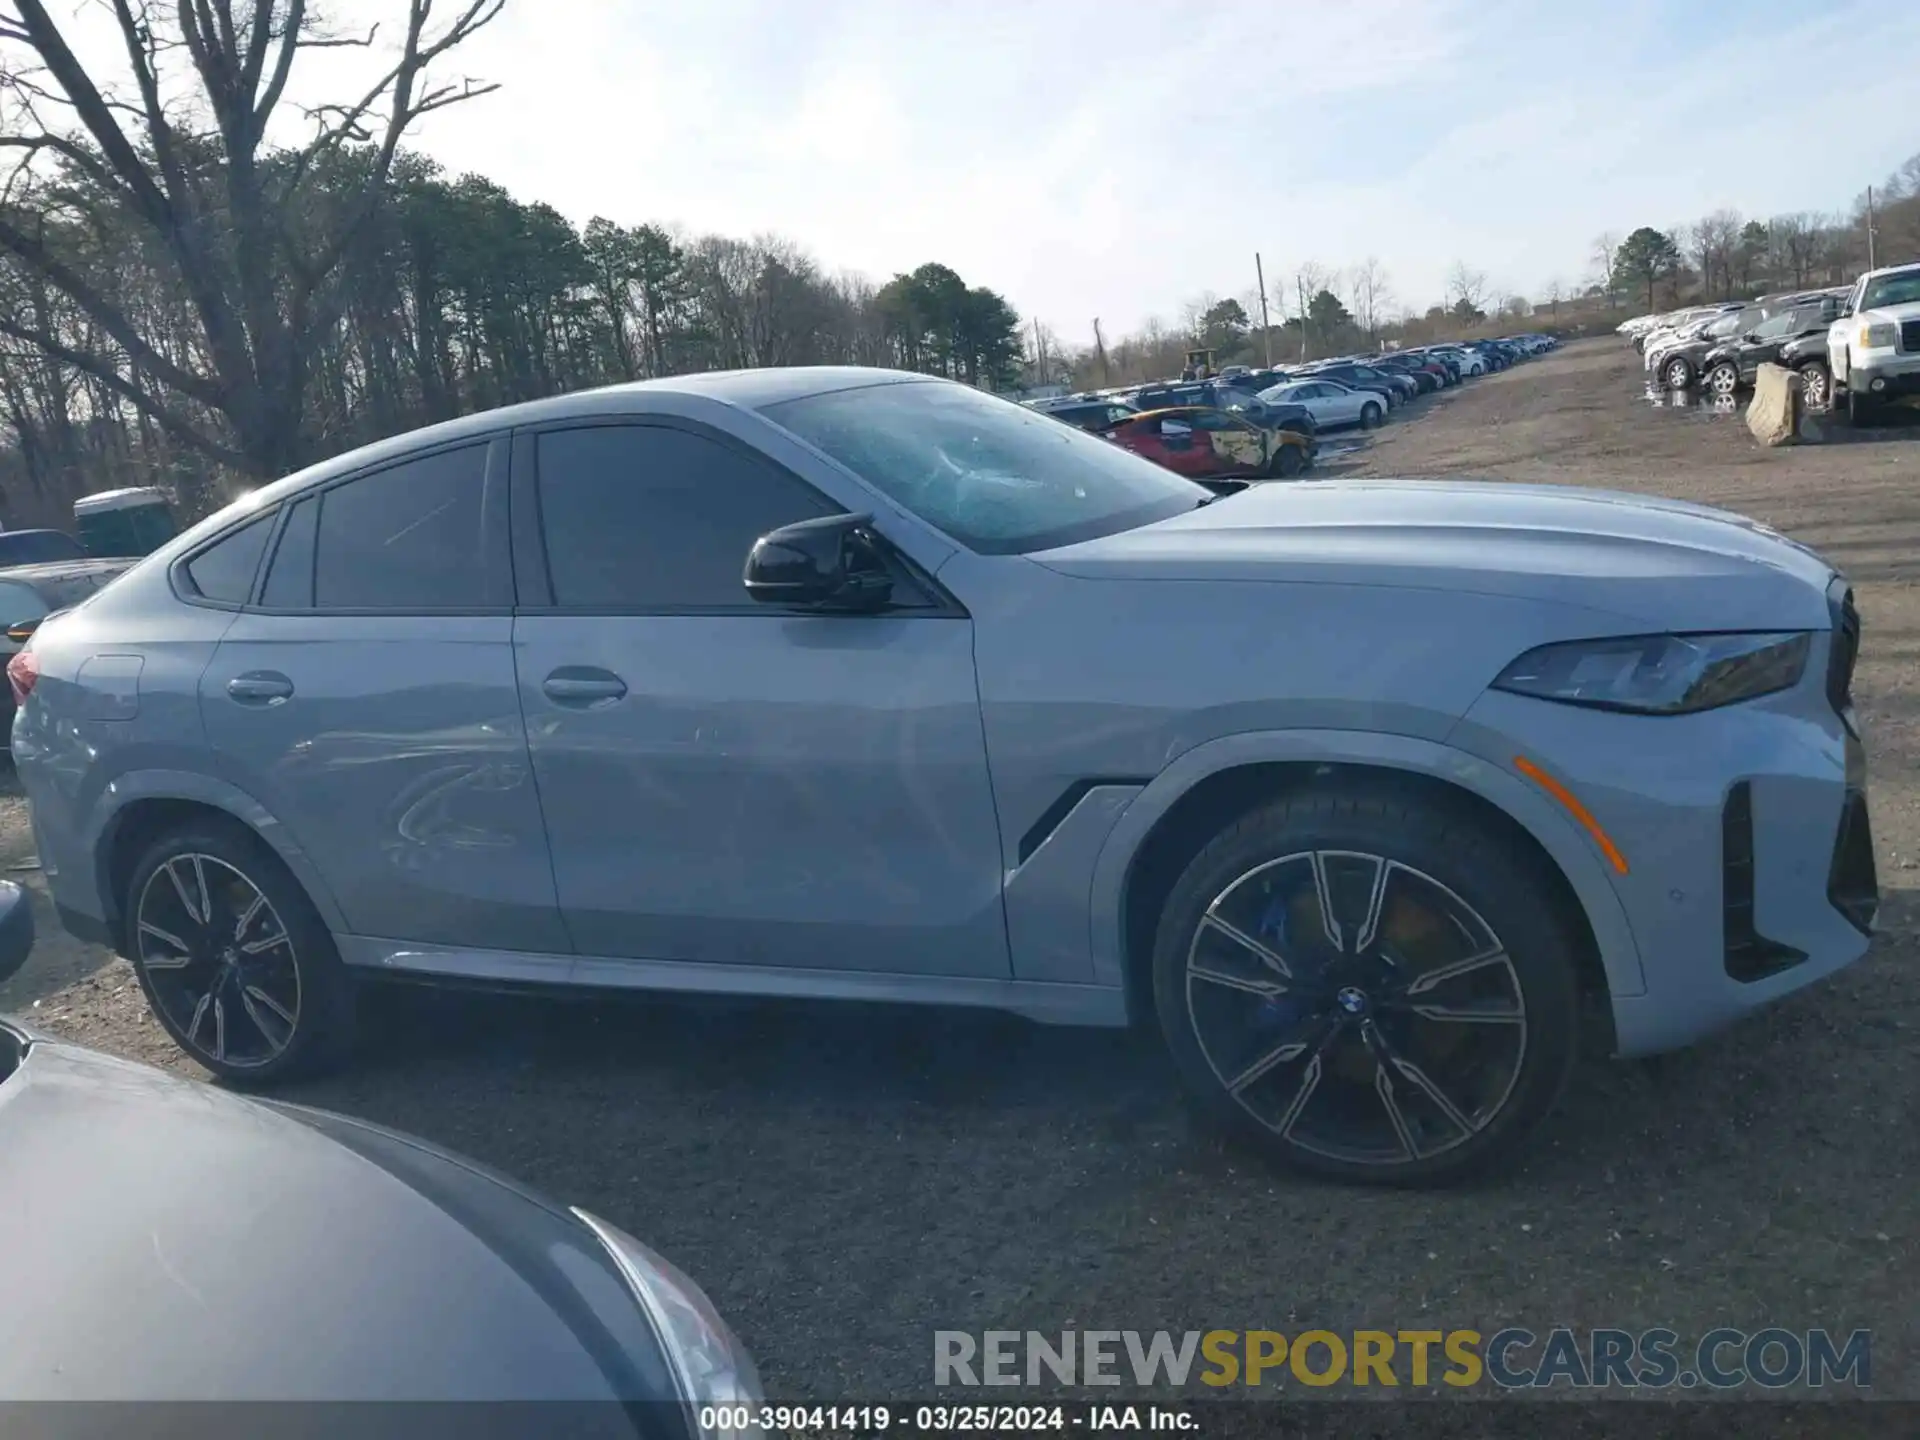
[1092,318,1110,385]
[1866,186,1878,271]
[1254,252,1273,368]
[1296,273,1309,361]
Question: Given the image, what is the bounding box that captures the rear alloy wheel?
[1705,362,1740,396]
[125,822,355,1083]
[1360,401,1384,429]
[1663,356,1693,389]
[1151,789,1580,1185]
[1799,362,1831,410]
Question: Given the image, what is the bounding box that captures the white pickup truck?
[1828,261,1920,422]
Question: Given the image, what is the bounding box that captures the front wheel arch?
[1115,760,1612,1048]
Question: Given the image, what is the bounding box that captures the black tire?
[1662,356,1693,390]
[123,818,355,1084]
[1360,401,1383,429]
[1705,361,1739,396]
[1270,443,1305,479]
[1845,385,1875,426]
[1150,787,1581,1186]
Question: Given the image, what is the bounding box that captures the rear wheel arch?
[93,782,347,947]
[1109,753,1622,1051]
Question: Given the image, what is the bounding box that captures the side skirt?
[334,935,1131,1028]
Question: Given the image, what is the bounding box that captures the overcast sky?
[226,0,1920,337]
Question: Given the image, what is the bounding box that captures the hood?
[1855,294,1920,322]
[0,1027,671,1403]
[1033,478,1837,632]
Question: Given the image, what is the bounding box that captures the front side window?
[311,445,498,610]
[535,424,837,610]
[766,381,1209,555]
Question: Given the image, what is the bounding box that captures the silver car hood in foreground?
[0,1027,672,1404]
[1034,478,1838,631]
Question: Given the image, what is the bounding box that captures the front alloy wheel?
[1152,791,1580,1184]
[1800,362,1831,409]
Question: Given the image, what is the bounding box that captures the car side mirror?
[5,617,40,645]
[743,513,893,613]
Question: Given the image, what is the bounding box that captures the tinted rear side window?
[184,513,274,605]
[260,496,318,609]
[535,425,836,610]
[314,444,500,610]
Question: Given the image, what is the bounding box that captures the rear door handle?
[226,672,294,705]
[542,668,628,707]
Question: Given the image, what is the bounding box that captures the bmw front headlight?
[573,1208,763,1434]
[1492,632,1810,715]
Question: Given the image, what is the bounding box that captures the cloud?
[121,0,1920,338]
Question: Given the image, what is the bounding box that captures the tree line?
[1066,151,1920,391]
[1,1,1914,525]
[0,0,1022,528]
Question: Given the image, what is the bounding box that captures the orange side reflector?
[1513,755,1630,875]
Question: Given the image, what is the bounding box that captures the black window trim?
[508,415,968,620]
[240,434,513,617]
[169,505,281,612]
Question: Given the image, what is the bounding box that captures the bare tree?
[1686,209,1742,298]
[1445,261,1489,314]
[1768,213,1821,286]
[1543,277,1565,318]
[0,0,505,477]
[1590,232,1619,305]
[1346,256,1392,341]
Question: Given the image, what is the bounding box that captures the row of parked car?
[1025,335,1560,484]
[1619,259,1920,422]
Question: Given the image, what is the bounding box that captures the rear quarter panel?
[11,564,245,936]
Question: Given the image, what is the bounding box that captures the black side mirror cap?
[743,513,894,612]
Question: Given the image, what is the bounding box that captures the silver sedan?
[1257,379,1386,430]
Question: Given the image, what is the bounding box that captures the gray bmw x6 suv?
[10,368,1877,1184]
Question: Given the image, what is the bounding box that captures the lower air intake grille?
[1722,782,1808,984]
[1827,791,1879,936]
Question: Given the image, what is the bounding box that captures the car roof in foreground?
[0,1023,670,1401]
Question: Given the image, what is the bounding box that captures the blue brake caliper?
[1252,894,1309,1034]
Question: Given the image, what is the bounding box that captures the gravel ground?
[2,339,1915,1406]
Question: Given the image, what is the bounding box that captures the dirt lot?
[2,338,1916,1404]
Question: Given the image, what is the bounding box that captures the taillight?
[7,648,38,706]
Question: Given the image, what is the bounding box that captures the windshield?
[1860,271,1920,310]
[0,530,86,567]
[764,380,1210,555]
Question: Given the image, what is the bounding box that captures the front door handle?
[226,672,294,706]
[542,668,628,707]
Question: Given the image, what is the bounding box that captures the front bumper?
[1449,594,1878,1057]
[1845,357,1920,400]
